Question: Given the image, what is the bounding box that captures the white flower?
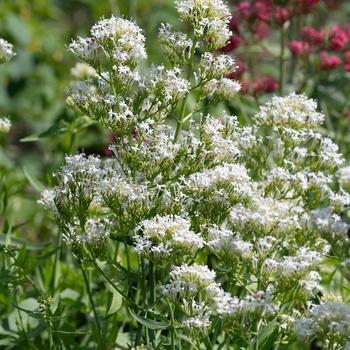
[175,0,231,22]
[338,165,350,191]
[207,226,252,259]
[0,117,11,133]
[159,23,194,63]
[163,264,216,296]
[255,93,324,129]
[90,16,146,64]
[135,215,203,258]
[294,302,350,343]
[186,163,251,192]
[149,66,190,102]
[38,189,57,213]
[203,78,241,100]
[200,52,237,79]
[69,36,99,61]
[64,218,111,246]
[0,38,15,63]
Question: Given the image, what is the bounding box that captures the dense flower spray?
[41,1,350,348]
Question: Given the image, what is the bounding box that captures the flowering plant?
[2,0,349,349]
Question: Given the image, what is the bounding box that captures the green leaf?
[0,234,48,251]
[23,166,45,192]
[107,290,122,315]
[129,308,169,330]
[248,319,278,350]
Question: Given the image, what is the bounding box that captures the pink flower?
[252,0,273,22]
[295,0,321,14]
[274,7,291,25]
[319,51,341,70]
[300,27,324,46]
[288,41,311,56]
[252,76,279,95]
[236,2,250,19]
[330,26,348,51]
[343,51,350,71]
[252,21,270,40]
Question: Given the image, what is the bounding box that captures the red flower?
[252,0,273,22]
[221,34,242,52]
[288,41,311,56]
[295,0,321,14]
[343,51,350,71]
[236,2,250,19]
[319,51,341,70]
[229,17,239,33]
[274,7,291,25]
[252,21,270,40]
[300,27,324,46]
[252,76,279,95]
[330,26,348,51]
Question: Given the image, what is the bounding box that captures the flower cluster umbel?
[41,0,350,348]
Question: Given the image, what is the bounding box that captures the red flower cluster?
[287,23,350,71]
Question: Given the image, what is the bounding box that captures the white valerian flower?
[230,197,302,237]
[159,23,194,64]
[318,137,344,169]
[203,78,241,100]
[38,189,57,213]
[175,0,231,22]
[207,226,252,259]
[163,264,216,297]
[202,117,241,161]
[70,62,97,79]
[64,218,111,246]
[175,0,231,49]
[186,163,251,192]
[199,52,237,79]
[149,65,190,102]
[255,93,324,129]
[294,302,350,345]
[308,208,350,241]
[135,215,203,258]
[0,38,15,63]
[338,165,350,191]
[90,16,147,65]
[0,117,11,133]
[69,36,99,61]
[56,153,102,186]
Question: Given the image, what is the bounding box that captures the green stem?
[79,260,104,350]
[167,301,176,350]
[50,232,61,297]
[174,38,197,143]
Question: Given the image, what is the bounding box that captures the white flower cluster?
[149,66,190,103]
[338,165,350,191]
[135,215,203,258]
[185,163,251,193]
[64,218,111,247]
[175,0,231,49]
[0,117,11,133]
[159,23,194,64]
[294,302,350,346]
[207,226,252,259]
[230,197,302,237]
[70,62,97,79]
[256,93,324,129]
[203,77,241,101]
[70,16,146,67]
[0,38,15,63]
